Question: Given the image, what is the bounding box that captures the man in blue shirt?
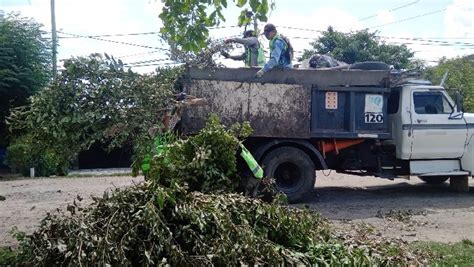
[255,24,293,78]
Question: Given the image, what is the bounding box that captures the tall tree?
[424,57,474,111]
[0,13,51,146]
[301,27,414,69]
[159,0,274,52]
[7,54,178,175]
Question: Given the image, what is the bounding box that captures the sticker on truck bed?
[325,92,338,110]
[364,112,384,123]
[365,94,383,113]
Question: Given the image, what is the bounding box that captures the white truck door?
[409,90,467,159]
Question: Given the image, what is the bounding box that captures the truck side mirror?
[454,91,464,113]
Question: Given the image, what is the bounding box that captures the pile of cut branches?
[7,119,427,266]
[12,183,425,266]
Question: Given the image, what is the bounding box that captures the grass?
[412,239,474,267]
[0,247,19,266]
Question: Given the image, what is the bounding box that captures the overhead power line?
[359,0,420,21]
[124,58,174,66]
[58,31,159,39]
[277,25,474,41]
[209,25,240,30]
[410,37,474,40]
[127,62,183,68]
[116,50,163,59]
[389,41,474,48]
[58,31,170,51]
[57,25,240,39]
[381,36,474,47]
[368,7,447,29]
[279,26,323,33]
[285,34,474,48]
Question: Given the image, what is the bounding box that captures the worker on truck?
[255,23,293,78]
[221,30,265,67]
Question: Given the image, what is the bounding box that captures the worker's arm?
[262,39,285,72]
[228,37,258,46]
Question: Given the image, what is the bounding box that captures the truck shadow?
[303,181,474,221]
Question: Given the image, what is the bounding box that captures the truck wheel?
[419,176,449,184]
[262,146,315,203]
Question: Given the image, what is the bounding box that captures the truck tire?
[419,176,449,184]
[262,146,315,203]
[349,61,390,71]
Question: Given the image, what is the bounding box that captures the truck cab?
[388,80,473,181]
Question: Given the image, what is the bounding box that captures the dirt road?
[310,172,474,243]
[0,176,140,247]
[1,173,473,247]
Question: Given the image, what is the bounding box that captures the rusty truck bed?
[180,67,391,139]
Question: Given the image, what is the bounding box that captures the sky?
[1,0,473,73]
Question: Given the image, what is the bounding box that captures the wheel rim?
[273,162,304,193]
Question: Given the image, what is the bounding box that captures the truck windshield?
[413,91,453,114]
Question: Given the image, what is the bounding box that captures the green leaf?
[257,0,268,15]
[236,0,247,7]
[256,13,268,22]
[237,10,252,26]
[249,0,259,10]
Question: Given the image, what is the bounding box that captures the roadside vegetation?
[412,239,474,267]
[5,54,180,177]
[0,13,51,148]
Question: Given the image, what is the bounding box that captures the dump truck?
[179,66,472,202]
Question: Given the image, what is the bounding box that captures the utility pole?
[50,0,57,78]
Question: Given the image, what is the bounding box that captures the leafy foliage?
[159,0,274,52]
[0,247,19,265]
[7,54,180,176]
[300,27,414,69]
[12,183,424,266]
[4,135,68,176]
[0,13,51,146]
[169,39,233,68]
[424,57,474,111]
[4,119,427,266]
[143,115,253,193]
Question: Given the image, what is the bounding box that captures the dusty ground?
[309,171,474,243]
[0,175,140,247]
[1,172,473,247]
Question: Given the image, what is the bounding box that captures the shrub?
[143,115,252,193]
[5,135,68,177]
[4,137,31,175]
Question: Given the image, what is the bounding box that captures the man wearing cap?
[222,30,265,67]
[255,23,293,78]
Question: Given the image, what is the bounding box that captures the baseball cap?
[263,23,276,33]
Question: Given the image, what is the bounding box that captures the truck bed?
[181,67,391,139]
